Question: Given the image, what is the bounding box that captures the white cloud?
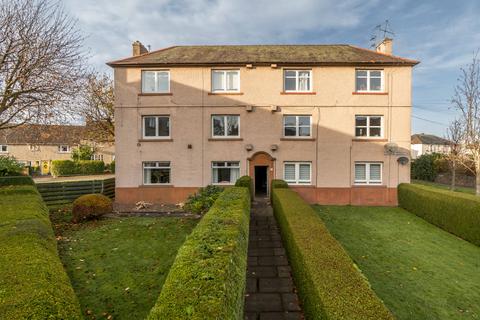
[64,0,380,69]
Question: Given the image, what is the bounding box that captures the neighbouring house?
[108,38,418,206]
[0,124,115,175]
[411,133,451,159]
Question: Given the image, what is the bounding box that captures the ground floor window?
[143,161,170,184]
[354,162,382,184]
[0,145,7,153]
[284,162,311,184]
[212,161,240,184]
[91,154,104,161]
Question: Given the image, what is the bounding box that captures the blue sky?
[64,0,480,136]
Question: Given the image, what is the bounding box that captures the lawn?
[412,179,475,195]
[314,205,480,320]
[51,208,197,320]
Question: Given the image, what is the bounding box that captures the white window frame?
[143,161,171,185]
[211,70,240,93]
[211,115,240,138]
[0,145,7,153]
[283,115,312,138]
[355,115,384,138]
[91,154,104,161]
[58,145,70,153]
[283,69,312,92]
[283,162,312,185]
[211,161,240,185]
[355,69,384,92]
[354,162,383,185]
[142,115,171,139]
[141,70,170,93]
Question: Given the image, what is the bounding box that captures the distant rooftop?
[107,44,419,67]
[411,134,451,145]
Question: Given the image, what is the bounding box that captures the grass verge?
[314,205,480,320]
[52,208,197,320]
[412,179,475,194]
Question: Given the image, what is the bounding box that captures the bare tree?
[0,0,86,130]
[452,52,480,195]
[445,119,464,190]
[81,73,115,143]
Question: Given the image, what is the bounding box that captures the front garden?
[314,205,480,320]
[51,207,197,319]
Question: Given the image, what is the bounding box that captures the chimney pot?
[375,38,393,55]
[132,40,149,57]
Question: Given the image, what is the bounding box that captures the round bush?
[72,194,112,223]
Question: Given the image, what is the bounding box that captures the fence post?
[101,180,104,195]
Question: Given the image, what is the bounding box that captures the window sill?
[352,184,386,188]
[208,138,243,141]
[280,92,316,95]
[352,92,388,95]
[140,184,174,188]
[352,138,387,142]
[288,184,315,188]
[280,138,315,141]
[208,92,244,95]
[138,93,173,96]
[139,138,173,142]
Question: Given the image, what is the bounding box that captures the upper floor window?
[355,70,383,92]
[58,145,70,153]
[355,115,383,138]
[212,115,240,138]
[142,70,170,93]
[354,162,382,185]
[283,115,312,137]
[212,70,240,92]
[0,145,7,153]
[284,162,311,184]
[143,116,170,139]
[212,161,240,184]
[284,70,312,92]
[143,161,171,185]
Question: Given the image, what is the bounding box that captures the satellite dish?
[397,156,409,165]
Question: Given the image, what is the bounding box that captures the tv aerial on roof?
[370,19,395,49]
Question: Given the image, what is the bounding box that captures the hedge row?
[0,175,34,186]
[51,160,105,177]
[147,187,251,319]
[235,175,252,196]
[271,183,393,320]
[0,185,82,319]
[398,183,480,246]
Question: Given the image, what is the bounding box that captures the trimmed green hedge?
[272,179,289,189]
[0,175,34,186]
[272,187,393,320]
[51,160,105,176]
[235,175,252,195]
[398,183,480,246]
[0,185,82,319]
[147,187,250,319]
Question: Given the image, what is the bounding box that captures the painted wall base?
[115,185,398,206]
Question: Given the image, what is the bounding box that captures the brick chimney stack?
[375,38,393,55]
[132,40,148,57]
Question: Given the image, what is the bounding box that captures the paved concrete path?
[244,197,304,320]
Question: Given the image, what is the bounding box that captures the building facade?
[411,134,451,159]
[0,124,115,175]
[109,41,418,206]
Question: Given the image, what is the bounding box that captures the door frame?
[248,151,275,197]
